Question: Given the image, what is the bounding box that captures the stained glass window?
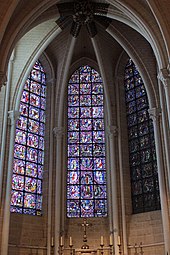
[67,65,107,217]
[124,59,160,213]
[10,60,46,216]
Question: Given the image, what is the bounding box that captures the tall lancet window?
[67,65,107,218]
[11,60,46,216]
[124,59,160,213]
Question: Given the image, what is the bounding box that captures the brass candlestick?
[139,242,144,255]
[69,244,73,255]
[81,218,89,249]
[134,243,138,255]
[59,244,64,255]
[100,244,104,255]
[109,244,113,255]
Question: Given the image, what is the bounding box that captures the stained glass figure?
[67,65,107,218]
[124,59,160,213]
[11,60,46,215]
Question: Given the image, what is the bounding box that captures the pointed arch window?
[124,59,160,213]
[10,60,46,216]
[67,65,107,218]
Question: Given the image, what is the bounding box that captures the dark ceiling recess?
[56,0,111,38]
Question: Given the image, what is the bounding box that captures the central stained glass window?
[10,60,46,216]
[67,65,107,217]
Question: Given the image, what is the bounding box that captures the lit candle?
[70,236,72,246]
[51,237,54,246]
[110,234,113,245]
[60,236,63,246]
[101,236,104,245]
[117,235,121,246]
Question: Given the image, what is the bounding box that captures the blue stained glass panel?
[21,91,29,103]
[68,95,79,106]
[81,185,93,199]
[93,158,105,170]
[13,159,25,175]
[92,107,103,118]
[20,103,28,116]
[29,106,39,120]
[68,158,79,170]
[67,65,107,218]
[24,193,36,208]
[80,83,91,94]
[80,95,91,106]
[26,162,37,177]
[80,107,92,118]
[67,186,80,199]
[11,191,23,207]
[30,93,40,107]
[68,171,80,184]
[11,60,46,216]
[15,130,27,144]
[80,119,92,130]
[68,84,79,94]
[68,107,79,118]
[81,172,93,184]
[12,174,24,191]
[80,158,93,170]
[94,171,106,184]
[31,69,42,82]
[80,132,92,143]
[68,119,79,131]
[14,144,26,159]
[30,81,41,95]
[25,177,37,193]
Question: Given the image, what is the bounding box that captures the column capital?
[107,125,118,137]
[148,107,161,122]
[53,127,64,139]
[8,110,20,125]
[0,71,7,89]
[158,68,170,88]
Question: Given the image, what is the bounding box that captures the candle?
[69,236,72,246]
[60,236,63,246]
[117,235,121,245]
[110,234,113,245]
[101,236,104,245]
[51,237,54,246]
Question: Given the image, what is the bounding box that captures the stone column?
[116,76,128,255]
[107,125,120,255]
[1,110,20,255]
[157,77,170,194]
[148,107,170,255]
[0,50,15,199]
[158,68,170,128]
[47,79,56,255]
[53,127,64,255]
